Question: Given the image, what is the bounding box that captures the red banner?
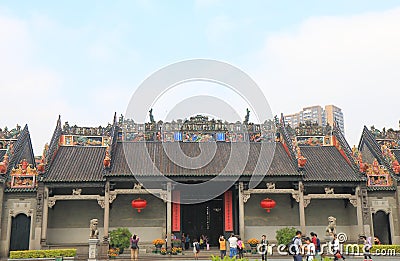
[224,190,233,231]
[172,191,180,232]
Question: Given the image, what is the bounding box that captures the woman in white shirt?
[304,237,315,261]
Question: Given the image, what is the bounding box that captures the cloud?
[205,14,234,45]
[252,7,400,146]
[0,12,66,155]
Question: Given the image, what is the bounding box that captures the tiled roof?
[5,188,37,193]
[44,146,106,182]
[301,146,362,182]
[7,125,35,173]
[392,149,400,162]
[0,150,5,160]
[107,142,299,177]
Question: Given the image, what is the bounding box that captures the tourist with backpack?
[290,230,303,261]
[130,234,139,261]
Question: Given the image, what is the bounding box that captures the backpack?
[287,237,297,256]
[131,240,138,249]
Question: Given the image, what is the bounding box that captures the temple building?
[0,114,399,257]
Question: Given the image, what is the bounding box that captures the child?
[193,239,200,260]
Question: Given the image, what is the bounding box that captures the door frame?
[370,208,393,244]
[6,207,34,254]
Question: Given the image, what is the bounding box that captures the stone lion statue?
[325,216,337,236]
[89,218,99,239]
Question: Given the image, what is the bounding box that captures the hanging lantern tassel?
[260,198,276,213]
[131,198,147,213]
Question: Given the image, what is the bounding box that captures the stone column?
[298,181,306,233]
[103,181,110,241]
[355,186,364,236]
[41,186,49,244]
[238,182,245,238]
[88,238,100,261]
[166,182,172,248]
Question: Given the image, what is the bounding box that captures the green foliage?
[276,227,297,246]
[210,255,250,261]
[9,249,76,259]
[109,228,132,250]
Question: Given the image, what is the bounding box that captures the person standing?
[219,235,227,259]
[185,234,190,250]
[332,234,346,261]
[360,236,372,261]
[292,230,302,261]
[181,233,186,250]
[237,236,244,258]
[260,235,268,261]
[193,239,200,260]
[228,233,238,258]
[130,234,139,261]
[310,232,321,261]
[304,237,315,261]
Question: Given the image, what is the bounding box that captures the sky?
[1,0,400,154]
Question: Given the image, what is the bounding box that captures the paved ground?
[105,250,400,261]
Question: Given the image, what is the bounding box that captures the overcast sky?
[1,1,400,154]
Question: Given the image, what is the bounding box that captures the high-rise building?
[284,104,345,135]
[325,104,345,135]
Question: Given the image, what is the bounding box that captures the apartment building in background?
[284,104,345,135]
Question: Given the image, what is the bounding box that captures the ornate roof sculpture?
[59,121,112,147]
[116,112,278,143]
[368,124,400,174]
[10,159,38,189]
[0,125,38,191]
[286,121,333,147]
[0,125,22,174]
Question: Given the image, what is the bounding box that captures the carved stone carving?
[325,216,337,236]
[304,199,311,208]
[324,187,334,194]
[292,192,300,202]
[242,192,251,203]
[133,183,143,190]
[89,218,99,239]
[72,188,82,195]
[97,199,105,209]
[48,199,56,208]
[160,191,168,202]
[349,199,357,207]
[266,182,275,189]
[109,194,117,204]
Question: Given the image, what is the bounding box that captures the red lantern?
[260,198,276,213]
[131,198,147,213]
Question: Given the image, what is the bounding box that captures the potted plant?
[172,238,181,247]
[109,228,132,254]
[160,248,167,255]
[152,238,165,253]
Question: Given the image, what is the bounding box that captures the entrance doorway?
[10,214,31,251]
[182,197,223,246]
[373,210,391,244]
